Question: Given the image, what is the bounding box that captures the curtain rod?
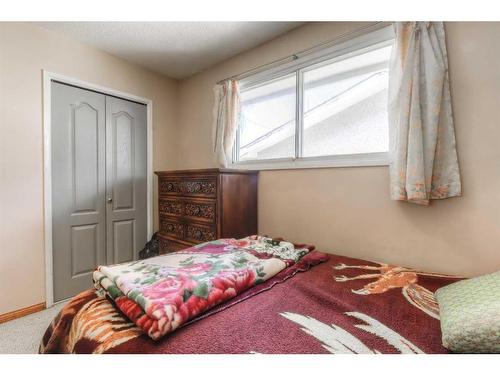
[216,21,389,85]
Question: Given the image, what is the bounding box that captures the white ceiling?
[35,22,305,79]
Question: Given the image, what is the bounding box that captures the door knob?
[107,197,113,203]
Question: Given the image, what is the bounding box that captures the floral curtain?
[388,22,461,205]
[212,80,240,167]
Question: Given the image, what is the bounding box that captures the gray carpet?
[0,303,64,354]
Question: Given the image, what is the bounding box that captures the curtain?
[388,22,461,205]
[212,79,240,167]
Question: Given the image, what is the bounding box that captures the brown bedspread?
[40,252,459,354]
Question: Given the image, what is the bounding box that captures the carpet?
[0,303,63,354]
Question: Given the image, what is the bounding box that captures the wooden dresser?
[155,168,258,254]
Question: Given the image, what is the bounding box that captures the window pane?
[302,44,392,158]
[238,74,296,161]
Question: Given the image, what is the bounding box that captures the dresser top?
[155,168,259,176]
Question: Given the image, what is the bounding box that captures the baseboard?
[0,302,46,324]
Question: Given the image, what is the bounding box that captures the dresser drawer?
[159,219,184,240]
[184,222,216,243]
[183,199,216,223]
[159,197,216,224]
[159,198,183,216]
[158,235,189,255]
[159,177,217,198]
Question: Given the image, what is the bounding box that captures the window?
[239,74,296,161]
[233,25,394,169]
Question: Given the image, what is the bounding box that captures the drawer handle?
[194,229,202,239]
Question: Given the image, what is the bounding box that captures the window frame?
[230,24,395,170]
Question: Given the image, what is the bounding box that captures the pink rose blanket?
[92,236,311,340]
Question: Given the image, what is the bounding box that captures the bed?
[40,238,459,354]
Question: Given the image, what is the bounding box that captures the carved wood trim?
[184,180,217,196]
[159,178,217,197]
[185,223,216,243]
[159,180,183,195]
[159,199,183,216]
[184,201,216,221]
[160,220,184,239]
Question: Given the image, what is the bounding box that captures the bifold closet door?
[105,96,147,265]
[51,82,107,302]
[51,82,147,302]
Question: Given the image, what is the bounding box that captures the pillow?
[435,270,500,353]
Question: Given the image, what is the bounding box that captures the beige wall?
[176,22,500,277]
[1,21,499,315]
[0,22,178,314]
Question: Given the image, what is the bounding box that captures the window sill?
[229,152,389,171]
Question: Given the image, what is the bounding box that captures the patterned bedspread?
[40,249,460,354]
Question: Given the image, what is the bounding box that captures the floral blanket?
[92,236,310,340]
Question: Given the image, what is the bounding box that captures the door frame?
[43,70,154,307]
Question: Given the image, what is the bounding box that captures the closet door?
[105,96,147,264]
[51,82,107,302]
